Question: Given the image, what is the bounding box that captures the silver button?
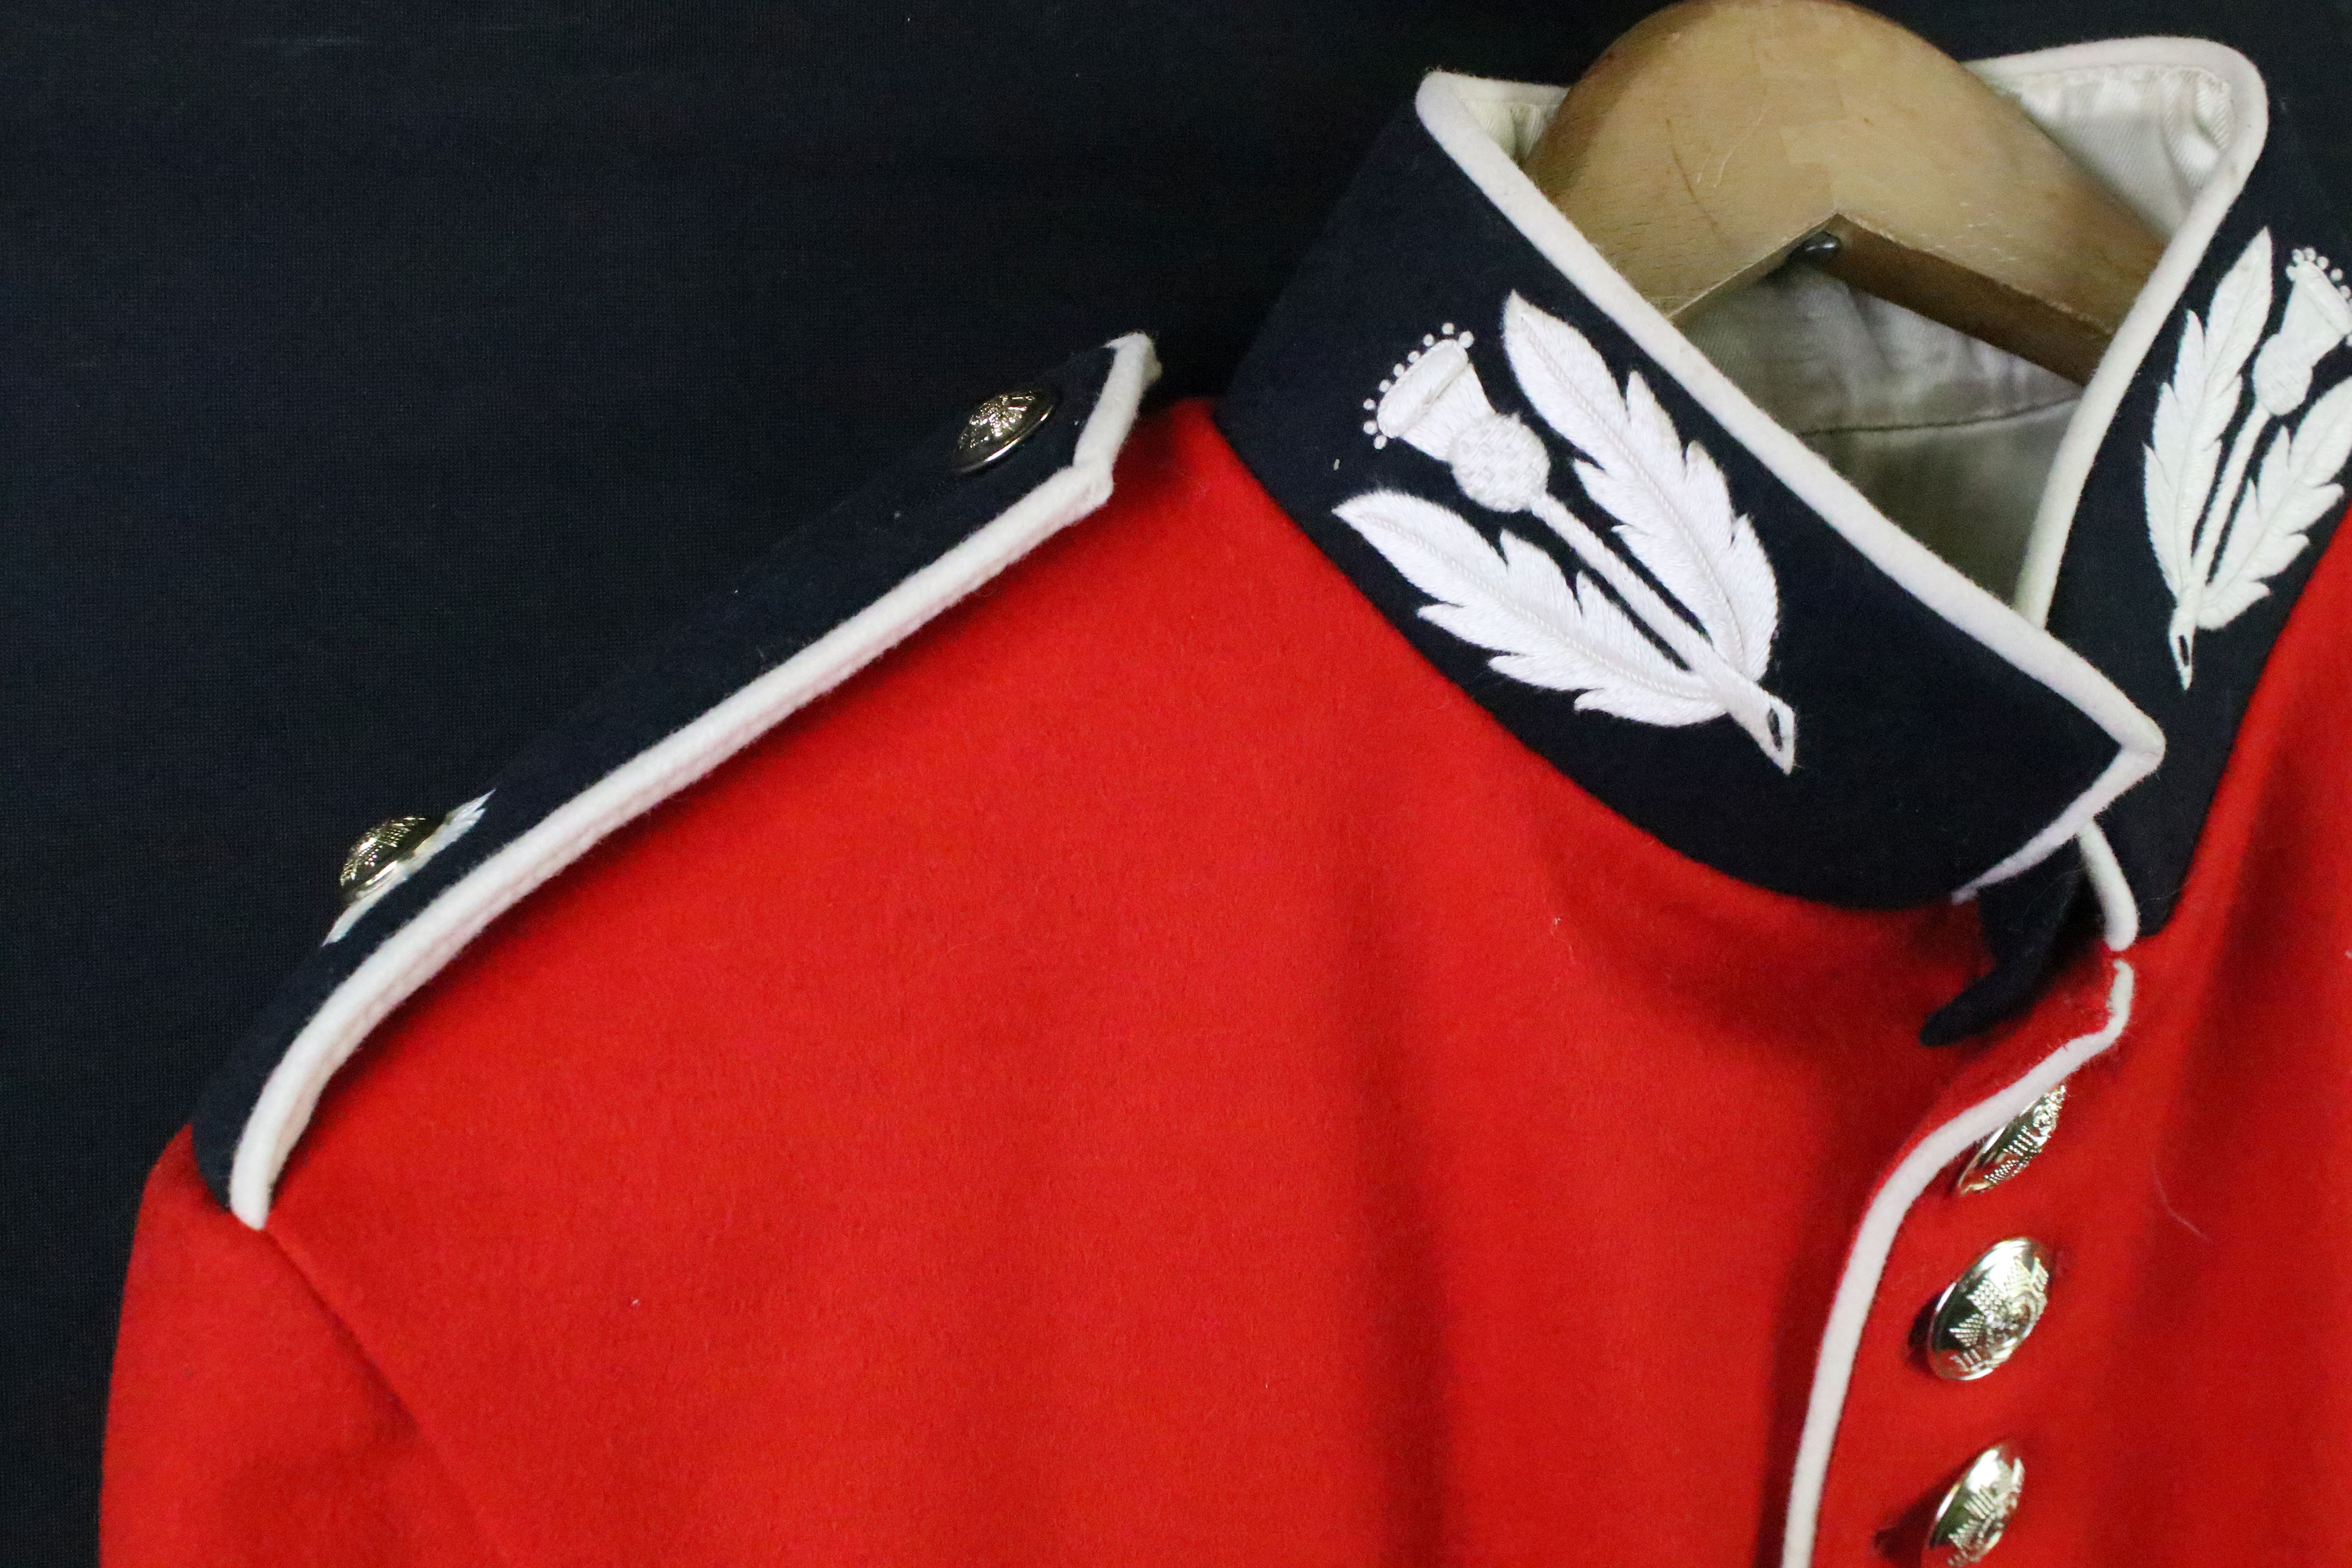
[338,815,439,906]
[1923,1238,2052,1380]
[1925,1443,2025,1566]
[1956,1086,2067,1194]
[951,385,1057,473]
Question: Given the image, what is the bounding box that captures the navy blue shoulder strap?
[195,334,1157,1223]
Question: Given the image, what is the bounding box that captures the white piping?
[1950,741,2153,900]
[2003,39,2271,628]
[1777,960,2136,1568]
[229,333,1161,1227]
[1998,38,2266,954]
[1421,51,2285,893]
[2076,822,2142,952]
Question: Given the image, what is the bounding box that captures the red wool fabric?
[105,403,2352,1564]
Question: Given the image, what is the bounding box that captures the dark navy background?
[189,345,1118,1209]
[2044,142,2352,931]
[1219,107,2121,906]
[7,2,2350,1561]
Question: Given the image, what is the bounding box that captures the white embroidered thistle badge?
[1336,293,1795,772]
[2147,229,2352,688]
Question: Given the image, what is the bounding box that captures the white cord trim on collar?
[2076,821,2142,952]
[1416,47,2288,897]
[2002,38,2272,628]
[1777,959,2136,1567]
[228,332,1161,1227]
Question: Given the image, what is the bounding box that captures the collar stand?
[1219,39,2343,931]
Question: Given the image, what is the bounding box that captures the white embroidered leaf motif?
[2149,229,2352,685]
[1501,292,1779,681]
[1333,490,1722,726]
[2146,230,2270,599]
[1343,299,1796,769]
[2203,375,2352,627]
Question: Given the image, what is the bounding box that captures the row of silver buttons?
[1919,1085,2068,1566]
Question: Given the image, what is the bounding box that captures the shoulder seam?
[268,1221,515,1564]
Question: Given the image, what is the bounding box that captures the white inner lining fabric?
[1477,49,2252,597]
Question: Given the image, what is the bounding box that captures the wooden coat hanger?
[1522,0,2165,383]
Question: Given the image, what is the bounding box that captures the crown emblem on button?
[1924,1238,2052,1380]
[952,385,1057,473]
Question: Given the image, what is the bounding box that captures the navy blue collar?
[1218,43,2348,970]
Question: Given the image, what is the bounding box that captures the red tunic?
[104,44,2352,1568]
[103,399,2352,1563]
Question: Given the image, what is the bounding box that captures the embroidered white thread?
[2147,229,2352,686]
[1338,294,1796,771]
